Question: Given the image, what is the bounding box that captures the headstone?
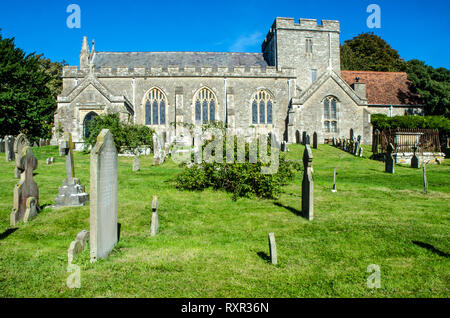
[332,137,336,146]
[331,168,337,193]
[305,134,311,145]
[349,128,354,140]
[295,130,301,144]
[354,141,359,155]
[385,143,395,174]
[150,195,159,236]
[312,132,318,149]
[0,137,4,153]
[10,146,39,227]
[5,135,15,162]
[302,131,307,145]
[372,129,380,153]
[302,145,314,221]
[358,146,363,157]
[153,134,165,165]
[423,163,428,194]
[46,158,51,165]
[280,141,287,152]
[90,129,118,262]
[54,133,89,207]
[13,134,30,178]
[268,232,277,265]
[68,230,89,265]
[133,155,140,172]
[411,144,420,168]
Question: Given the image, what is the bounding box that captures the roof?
[341,70,422,106]
[91,52,269,69]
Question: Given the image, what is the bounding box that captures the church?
[53,17,423,149]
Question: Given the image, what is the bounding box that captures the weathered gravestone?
[10,146,39,226]
[68,230,89,265]
[133,155,140,172]
[358,146,363,157]
[150,195,159,236]
[411,144,420,169]
[302,145,314,221]
[268,232,277,265]
[385,143,395,174]
[312,132,318,149]
[302,131,307,145]
[295,130,301,144]
[354,141,359,155]
[305,134,311,145]
[372,129,380,153]
[5,135,15,162]
[13,134,30,178]
[331,168,337,193]
[90,129,118,262]
[54,133,89,207]
[153,134,165,165]
[280,141,287,152]
[0,137,4,153]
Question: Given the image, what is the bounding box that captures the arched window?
[323,96,338,133]
[251,90,273,125]
[83,112,98,138]
[143,88,166,125]
[194,87,216,124]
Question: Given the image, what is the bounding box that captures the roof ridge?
[341,70,407,75]
[95,51,263,55]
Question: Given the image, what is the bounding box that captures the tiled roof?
[92,52,269,69]
[341,70,422,106]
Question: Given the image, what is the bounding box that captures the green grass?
[0,144,449,298]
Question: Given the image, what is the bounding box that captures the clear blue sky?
[1,0,449,69]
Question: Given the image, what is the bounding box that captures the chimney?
[352,76,366,100]
[80,36,90,70]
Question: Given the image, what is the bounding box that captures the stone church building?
[53,17,422,149]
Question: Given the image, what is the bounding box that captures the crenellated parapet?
[62,64,296,79]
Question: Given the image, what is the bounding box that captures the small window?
[306,38,313,54]
[323,96,338,133]
[312,69,317,82]
[324,121,330,132]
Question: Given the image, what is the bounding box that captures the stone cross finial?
[10,146,39,226]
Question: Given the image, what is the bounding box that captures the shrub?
[371,114,450,135]
[84,113,154,154]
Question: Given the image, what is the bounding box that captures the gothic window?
[194,87,217,124]
[323,96,338,133]
[251,90,274,125]
[83,111,98,138]
[144,88,166,125]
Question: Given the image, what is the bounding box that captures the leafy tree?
[0,32,63,141]
[341,32,406,72]
[406,59,450,116]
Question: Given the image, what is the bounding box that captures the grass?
[0,144,449,298]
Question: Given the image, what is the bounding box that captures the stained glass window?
[251,90,274,125]
[194,88,216,124]
[323,96,338,133]
[144,88,166,126]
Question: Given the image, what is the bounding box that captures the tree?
[0,32,64,141]
[341,32,406,72]
[406,59,450,116]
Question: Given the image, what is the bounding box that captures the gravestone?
[0,137,4,153]
[385,143,395,174]
[302,145,314,221]
[13,134,30,178]
[372,129,380,153]
[153,134,165,165]
[280,141,287,152]
[358,147,363,157]
[312,132,318,149]
[357,135,362,144]
[331,168,337,192]
[305,134,311,145]
[411,144,420,168]
[295,130,301,144]
[332,137,336,146]
[423,163,428,194]
[354,141,359,155]
[302,131,307,145]
[349,128,354,140]
[90,129,118,262]
[10,146,39,226]
[150,195,159,236]
[268,233,277,265]
[68,230,89,265]
[133,155,140,172]
[5,135,14,162]
[54,133,89,207]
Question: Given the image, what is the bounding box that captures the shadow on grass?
[274,202,302,216]
[0,228,18,240]
[412,241,450,258]
[40,203,52,210]
[257,251,271,263]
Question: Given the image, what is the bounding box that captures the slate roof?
[341,70,422,106]
[92,52,269,69]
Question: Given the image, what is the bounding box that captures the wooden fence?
[372,128,441,154]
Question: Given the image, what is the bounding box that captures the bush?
[371,114,450,135]
[84,113,154,154]
[175,132,297,200]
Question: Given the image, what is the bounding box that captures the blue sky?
[0,0,449,69]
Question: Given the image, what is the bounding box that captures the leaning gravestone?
[312,132,318,149]
[54,133,89,207]
[68,230,89,265]
[13,134,30,178]
[268,233,277,265]
[385,143,395,174]
[150,196,159,236]
[5,135,15,162]
[90,129,118,262]
[411,144,420,169]
[10,146,39,226]
[302,145,314,221]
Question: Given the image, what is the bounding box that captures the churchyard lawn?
[0,144,448,297]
